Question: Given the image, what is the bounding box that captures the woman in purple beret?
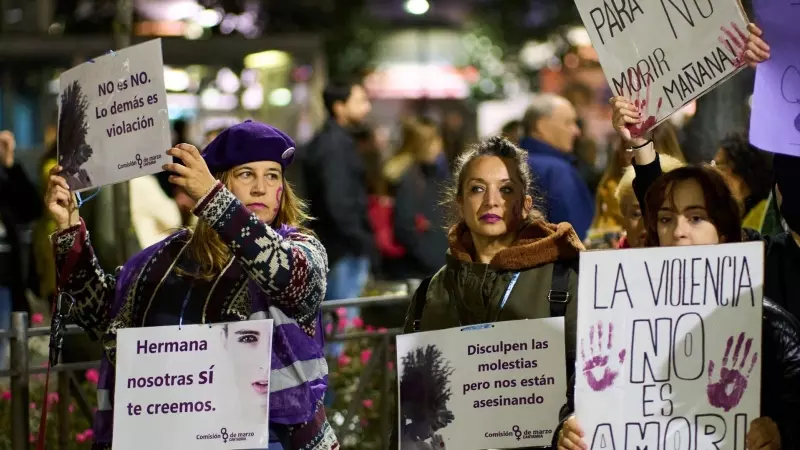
[44,120,337,450]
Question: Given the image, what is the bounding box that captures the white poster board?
[573,0,749,135]
[396,318,567,449]
[575,243,763,450]
[113,320,274,450]
[57,38,170,192]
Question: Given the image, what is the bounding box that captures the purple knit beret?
[201,120,296,174]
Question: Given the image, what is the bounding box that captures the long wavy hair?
[181,170,313,280]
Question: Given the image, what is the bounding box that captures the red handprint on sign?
[719,22,749,67]
[625,76,663,139]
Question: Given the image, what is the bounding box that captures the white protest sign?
[396,318,566,449]
[57,38,170,192]
[575,243,763,450]
[113,320,274,450]
[573,0,749,135]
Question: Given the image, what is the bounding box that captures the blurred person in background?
[713,133,774,230]
[519,93,594,240]
[589,122,685,245]
[304,81,374,305]
[500,120,523,144]
[382,117,449,280]
[614,153,685,248]
[563,82,603,197]
[0,131,42,366]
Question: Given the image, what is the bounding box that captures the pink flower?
[387,361,395,371]
[1,391,10,401]
[365,325,375,333]
[351,317,364,329]
[85,368,100,385]
[335,307,347,318]
[378,327,387,333]
[360,349,372,365]
[68,404,75,413]
[29,402,36,409]
[31,313,44,325]
[337,354,352,367]
[83,429,94,440]
[362,399,373,409]
[75,433,87,443]
[324,322,333,335]
[336,318,349,332]
[47,392,60,405]
[29,433,36,443]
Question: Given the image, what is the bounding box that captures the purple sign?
[749,0,800,156]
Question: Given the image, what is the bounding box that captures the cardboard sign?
[575,243,763,450]
[574,0,749,136]
[396,318,567,449]
[113,320,273,450]
[57,38,170,192]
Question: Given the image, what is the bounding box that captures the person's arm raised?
[46,166,117,337]
[744,23,771,69]
[165,144,328,330]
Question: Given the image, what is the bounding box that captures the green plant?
[325,309,397,449]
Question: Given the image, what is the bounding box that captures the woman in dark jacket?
[556,34,799,449]
[402,136,585,448]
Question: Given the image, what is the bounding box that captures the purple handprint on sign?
[581,321,627,391]
[707,332,758,412]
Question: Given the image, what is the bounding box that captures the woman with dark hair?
[714,133,773,230]
[402,135,584,445]
[556,26,800,450]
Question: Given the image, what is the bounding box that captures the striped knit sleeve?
[193,182,328,328]
[52,218,118,336]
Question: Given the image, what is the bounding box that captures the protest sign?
[57,38,170,192]
[749,0,800,157]
[575,242,763,450]
[396,318,566,449]
[573,0,749,136]
[113,320,273,450]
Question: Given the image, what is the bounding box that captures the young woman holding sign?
[557,24,800,450]
[400,136,585,446]
[45,121,336,450]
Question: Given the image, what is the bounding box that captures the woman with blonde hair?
[45,120,336,449]
[588,121,685,244]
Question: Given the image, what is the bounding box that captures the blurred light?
[200,87,238,110]
[564,53,580,69]
[241,85,264,110]
[520,41,556,69]
[244,50,290,69]
[48,78,59,95]
[220,14,237,34]
[240,69,260,87]
[216,68,240,94]
[194,8,222,28]
[268,88,292,107]
[164,67,191,92]
[165,1,203,20]
[135,20,185,37]
[566,27,592,47]
[235,12,256,34]
[404,0,429,15]
[183,22,204,40]
[48,22,64,35]
[479,79,497,94]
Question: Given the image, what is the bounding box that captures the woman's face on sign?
[226,161,283,224]
[222,322,270,418]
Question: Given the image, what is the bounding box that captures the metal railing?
[1,293,411,450]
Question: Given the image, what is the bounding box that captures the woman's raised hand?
[744,23,771,69]
[558,415,587,450]
[44,165,80,231]
[609,96,650,148]
[163,143,217,201]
